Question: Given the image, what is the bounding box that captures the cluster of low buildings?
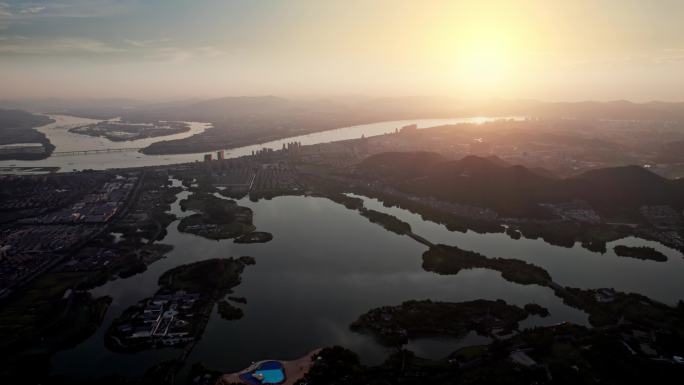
[297,141,362,169]
[0,251,55,298]
[542,200,601,224]
[19,175,137,225]
[618,325,684,365]
[640,205,683,230]
[362,180,499,222]
[116,170,174,233]
[0,225,93,254]
[115,290,200,347]
[251,164,299,193]
[638,205,684,249]
[407,192,499,221]
[61,247,118,272]
[0,172,140,298]
[212,159,256,197]
[0,225,96,297]
[0,173,103,213]
[201,153,301,197]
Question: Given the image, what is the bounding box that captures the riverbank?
[0,117,506,172]
[0,110,56,160]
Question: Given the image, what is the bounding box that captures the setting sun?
[457,45,512,92]
[423,2,532,97]
[2,1,684,384]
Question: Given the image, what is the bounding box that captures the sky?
[1,0,683,101]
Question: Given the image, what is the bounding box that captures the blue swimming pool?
[253,368,284,384]
[239,361,285,384]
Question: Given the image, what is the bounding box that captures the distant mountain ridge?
[469,99,684,121]
[124,98,684,123]
[4,96,684,123]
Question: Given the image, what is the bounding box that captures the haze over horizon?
[5,2,684,384]
[2,0,684,102]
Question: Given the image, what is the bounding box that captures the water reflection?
[52,186,595,378]
[352,193,684,305]
[1,116,518,172]
[405,332,491,360]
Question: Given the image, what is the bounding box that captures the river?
[0,116,515,172]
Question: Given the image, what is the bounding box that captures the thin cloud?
[0,2,11,29]
[0,1,136,30]
[0,36,125,55]
[0,34,224,61]
[124,38,172,47]
[20,6,45,14]
[122,38,225,62]
[31,1,137,18]
[148,46,225,62]
[655,48,684,64]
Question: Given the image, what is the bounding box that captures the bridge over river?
[51,147,144,156]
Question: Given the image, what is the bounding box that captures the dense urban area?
[2,0,684,383]
[2,102,684,384]
[1,109,684,384]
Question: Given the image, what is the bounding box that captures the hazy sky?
[1,0,683,101]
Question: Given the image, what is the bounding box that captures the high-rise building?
[204,153,212,162]
[217,150,225,160]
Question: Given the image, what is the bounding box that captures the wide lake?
[50,180,684,379]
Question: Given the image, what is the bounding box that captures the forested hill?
[356,152,684,219]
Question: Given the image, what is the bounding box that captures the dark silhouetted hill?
[565,166,681,218]
[357,152,683,219]
[355,151,448,181]
[0,98,146,119]
[0,108,53,130]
